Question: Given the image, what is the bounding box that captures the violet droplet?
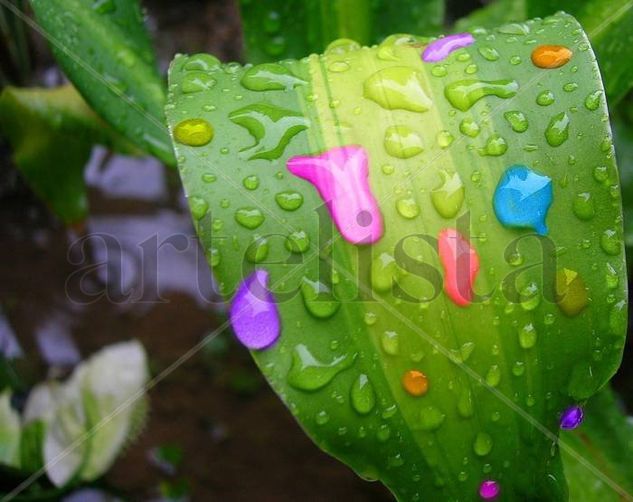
[479,480,500,500]
[422,33,475,63]
[229,269,280,350]
[560,405,584,430]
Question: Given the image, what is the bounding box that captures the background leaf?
[167,12,626,500]
[30,0,175,165]
[238,0,444,63]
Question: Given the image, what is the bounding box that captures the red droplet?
[438,228,480,307]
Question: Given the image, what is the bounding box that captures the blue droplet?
[493,165,552,235]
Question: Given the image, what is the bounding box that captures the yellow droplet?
[402,370,428,396]
[173,118,214,146]
[556,268,588,316]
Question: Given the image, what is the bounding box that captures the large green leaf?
[238,0,444,63]
[454,0,633,105]
[30,0,175,165]
[167,13,627,500]
[561,386,633,501]
[0,84,138,224]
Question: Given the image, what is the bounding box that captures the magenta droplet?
[438,228,480,307]
[422,33,475,62]
[560,405,584,429]
[479,480,500,500]
[229,269,280,350]
[287,145,383,245]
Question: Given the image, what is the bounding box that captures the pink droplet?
[229,269,280,350]
[479,480,500,500]
[438,228,480,307]
[422,33,475,63]
[287,145,383,245]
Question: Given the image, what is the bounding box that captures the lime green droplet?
[242,175,259,190]
[419,406,446,431]
[478,46,500,61]
[384,125,424,158]
[189,196,208,220]
[246,236,269,263]
[486,365,501,387]
[206,247,221,267]
[382,164,395,175]
[459,118,480,137]
[286,230,310,253]
[572,192,595,220]
[235,207,264,229]
[536,90,555,106]
[184,53,220,71]
[609,300,627,335]
[480,134,508,156]
[300,278,340,319]
[437,130,454,148]
[600,229,621,256]
[363,67,432,112]
[444,79,518,112]
[275,191,303,211]
[545,112,570,147]
[593,165,609,183]
[325,38,361,55]
[584,90,602,111]
[364,312,377,325]
[518,323,537,349]
[396,197,420,219]
[556,268,588,317]
[431,171,464,219]
[504,110,529,133]
[202,173,217,183]
[350,374,376,415]
[473,432,493,456]
[606,263,619,289]
[512,361,525,376]
[182,72,216,93]
[371,253,400,293]
[174,118,214,146]
[329,61,350,72]
[520,282,540,311]
[240,63,306,91]
[380,331,400,355]
[457,389,474,418]
[287,344,355,391]
[431,65,447,77]
[315,410,330,425]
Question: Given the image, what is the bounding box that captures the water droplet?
[606,263,619,289]
[315,410,330,425]
[202,173,217,183]
[485,365,501,387]
[563,82,578,92]
[600,229,621,255]
[437,130,454,148]
[473,432,493,456]
[396,197,420,219]
[559,406,583,429]
[609,299,626,335]
[531,45,572,68]
[478,46,500,61]
[431,171,465,219]
[509,55,522,65]
[493,165,552,235]
[287,344,355,391]
[275,191,303,211]
[556,268,588,317]
[444,79,518,111]
[372,252,401,293]
[184,53,220,71]
[350,374,376,415]
[402,370,428,396]
[518,323,537,349]
[545,112,570,147]
[457,389,474,418]
[235,207,265,229]
[364,312,377,325]
[182,72,216,93]
[300,278,340,319]
[593,165,609,183]
[536,90,555,106]
[246,236,269,263]
[422,33,475,62]
[92,0,115,14]
[504,110,528,132]
[381,330,400,355]
[431,65,447,77]
[243,175,259,190]
[480,134,507,156]
[584,90,602,111]
[520,282,540,311]
[229,269,280,350]
[479,480,500,500]
[325,38,361,55]
[572,192,595,220]
[419,406,445,431]
[498,22,530,35]
[363,67,432,112]
[286,230,310,253]
[189,196,208,220]
[207,247,221,267]
[459,118,480,137]
[241,63,306,91]
[384,125,424,158]
[174,118,214,146]
[438,228,480,307]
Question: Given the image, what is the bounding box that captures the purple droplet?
[479,480,500,500]
[422,33,475,63]
[229,269,280,350]
[560,405,584,430]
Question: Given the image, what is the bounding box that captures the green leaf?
[167,13,626,499]
[0,84,138,224]
[30,0,175,165]
[562,386,633,501]
[453,0,526,33]
[238,0,444,63]
[0,390,20,468]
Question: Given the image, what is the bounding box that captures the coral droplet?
[438,229,480,307]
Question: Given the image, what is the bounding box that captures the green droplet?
[182,72,216,93]
[509,55,522,65]
[382,164,395,175]
[606,263,619,289]
[206,247,221,267]
[300,278,340,319]
[478,46,500,61]
[419,406,446,431]
[325,38,361,55]
[275,191,303,211]
[485,365,501,387]
[246,236,269,263]
[371,252,401,293]
[364,312,377,325]
[380,331,400,355]
[189,196,208,220]
[287,344,355,391]
[363,67,432,112]
[437,130,454,148]
[512,361,525,376]
[202,173,217,183]
[396,197,420,219]
[444,79,518,112]
[572,192,595,220]
[504,110,529,133]
[584,90,602,111]
[350,374,376,415]
[184,53,220,72]
[431,65,448,77]
[174,118,214,147]
[315,410,330,425]
[459,118,480,137]
[473,432,493,456]
[609,300,627,335]
[457,389,474,418]
[329,61,350,72]
[431,171,464,219]
[384,125,424,158]
[243,175,260,190]
[241,63,307,91]
[518,323,537,349]
[536,90,555,106]
[556,268,588,317]
[235,207,265,229]
[545,112,570,147]
[563,82,578,92]
[600,229,621,256]
[480,134,508,156]
[498,22,530,35]
[286,230,310,253]
[593,165,609,183]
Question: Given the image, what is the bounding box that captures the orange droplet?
[531,45,572,69]
[402,370,429,396]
